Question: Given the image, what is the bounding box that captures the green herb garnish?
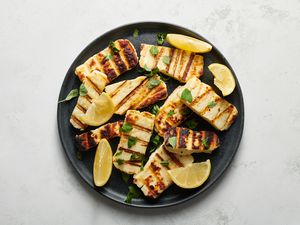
[121,172,130,183]
[115,151,122,156]
[120,123,133,133]
[162,56,170,65]
[148,77,161,89]
[144,64,152,72]
[202,138,208,149]
[207,101,217,108]
[109,41,119,54]
[168,137,177,148]
[160,160,169,167]
[104,54,113,60]
[125,185,142,203]
[157,33,166,45]
[79,84,88,96]
[185,118,198,129]
[180,88,193,103]
[151,134,161,146]
[159,74,170,81]
[116,159,124,165]
[182,108,192,116]
[58,89,79,103]
[128,136,137,148]
[130,153,143,161]
[150,46,159,56]
[167,110,175,118]
[76,151,82,160]
[151,105,160,115]
[133,28,139,38]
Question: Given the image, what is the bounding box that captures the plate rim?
[57,21,245,208]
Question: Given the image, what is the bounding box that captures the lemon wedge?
[166,34,212,53]
[208,63,236,96]
[93,139,112,187]
[81,92,114,126]
[168,160,211,189]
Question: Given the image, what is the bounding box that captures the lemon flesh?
[166,34,212,53]
[81,92,114,126]
[168,160,211,189]
[208,63,236,96]
[93,139,112,187]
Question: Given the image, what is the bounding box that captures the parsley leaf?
[182,108,192,116]
[109,41,119,54]
[116,159,124,165]
[202,138,208,149]
[144,65,152,73]
[104,54,112,60]
[151,134,161,146]
[133,28,139,38]
[151,67,159,75]
[58,89,78,103]
[130,153,143,161]
[180,88,193,103]
[160,160,169,167]
[121,172,130,183]
[151,105,160,115]
[128,136,137,148]
[150,46,159,56]
[115,151,122,156]
[79,84,88,96]
[207,101,217,108]
[162,56,170,65]
[120,123,133,133]
[125,185,142,203]
[167,110,175,118]
[168,137,177,148]
[148,77,161,89]
[157,33,166,45]
[185,118,198,129]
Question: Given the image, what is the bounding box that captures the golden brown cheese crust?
[139,44,203,83]
[105,76,168,115]
[70,39,138,130]
[163,127,220,155]
[133,145,194,198]
[75,121,123,151]
[154,86,191,136]
[178,77,238,131]
[113,110,155,174]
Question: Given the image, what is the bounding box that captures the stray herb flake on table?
[133,28,139,38]
[157,33,166,45]
[185,118,198,129]
[125,185,142,203]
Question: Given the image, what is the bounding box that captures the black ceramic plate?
[57,22,244,208]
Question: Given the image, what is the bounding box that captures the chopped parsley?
[180,88,193,103]
[128,136,137,148]
[133,28,139,38]
[160,160,169,167]
[121,172,130,183]
[104,54,112,60]
[151,105,160,115]
[168,136,177,148]
[130,153,143,161]
[125,185,142,203]
[150,46,159,56]
[207,101,217,108]
[167,110,175,118]
[79,84,87,96]
[202,138,209,149]
[162,56,170,65]
[157,33,166,45]
[120,123,133,133]
[182,108,192,116]
[185,118,198,129]
[58,89,78,103]
[109,41,119,54]
[115,151,122,156]
[148,77,161,89]
[116,158,124,165]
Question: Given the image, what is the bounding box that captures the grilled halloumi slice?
[105,75,168,115]
[133,145,194,198]
[178,77,238,131]
[139,44,204,83]
[70,39,138,130]
[75,121,123,151]
[154,86,191,136]
[113,110,155,174]
[163,127,219,155]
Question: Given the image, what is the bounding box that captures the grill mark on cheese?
[212,105,234,124]
[76,104,87,113]
[163,147,183,167]
[71,115,87,130]
[199,97,222,115]
[155,153,170,170]
[178,127,189,149]
[149,162,166,191]
[118,40,138,68]
[153,47,164,68]
[112,52,127,74]
[109,80,128,98]
[189,88,212,107]
[165,48,175,72]
[169,49,181,76]
[121,134,149,145]
[124,161,141,167]
[85,76,102,95]
[119,147,145,155]
[181,53,195,81]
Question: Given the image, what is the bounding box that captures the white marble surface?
[1,0,300,224]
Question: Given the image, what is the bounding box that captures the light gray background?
[1,0,300,224]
